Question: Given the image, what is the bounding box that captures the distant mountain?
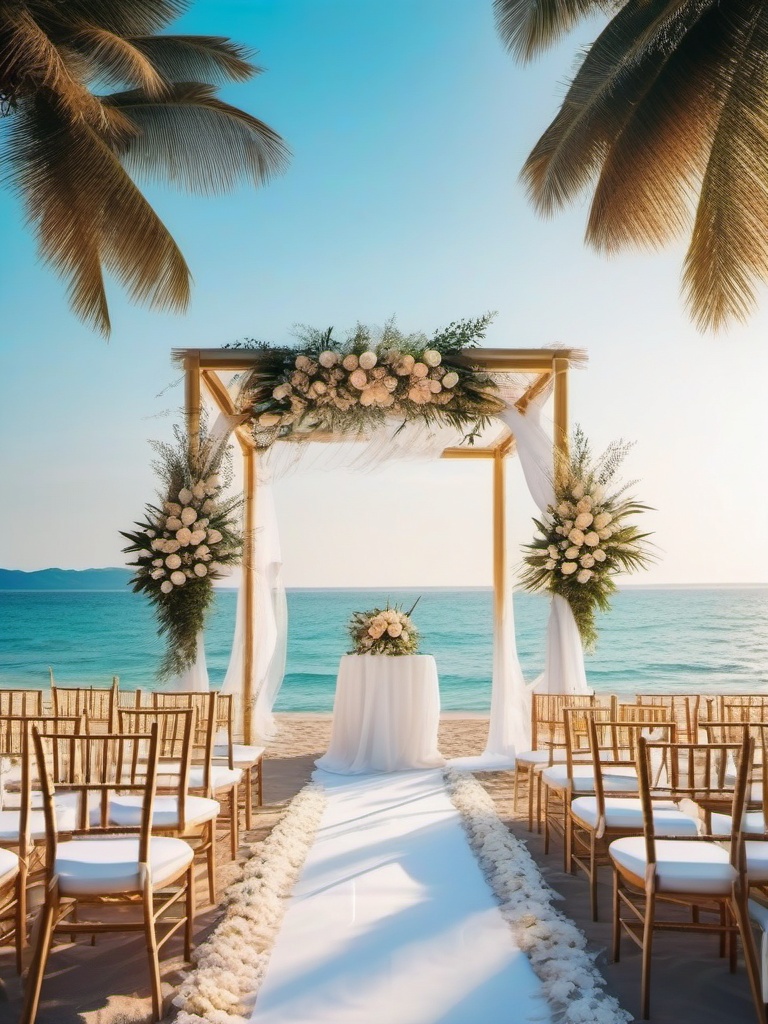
[0,568,133,591]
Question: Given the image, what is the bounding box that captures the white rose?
[349,369,368,390]
[272,383,292,400]
[565,546,580,559]
[194,563,208,577]
[150,568,165,580]
[593,549,607,562]
[165,554,182,569]
[358,351,377,370]
[571,482,585,500]
[164,502,181,515]
[547,545,559,558]
[598,528,613,540]
[160,580,173,595]
[584,531,600,546]
[556,502,574,517]
[164,539,181,553]
[411,362,429,378]
[580,553,595,568]
[422,349,442,367]
[202,499,214,513]
[359,389,376,407]
[176,527,192,546]
[152,558,163,567]
[195,545,210,559]
[165,516,182,531]
[259,412,282,426]
[593,511,613,530]
[180,507,197,526]
[178,488,193,505]
[544,559,556,570]
[561,561,578,575]
[189,529,206,546]
[146,528,156,538]
[574,512,593,529]
[151,539,164,551]
[576,497,593,513]
[295,354,313,372]
[401,630,409,641]
[368,624,385,639]
[387,622,403,637]
[342,353,359,371]
[568,528,585,545]
[170,570,186,586]
[207,529,223,544]
[192,482,206,501]
[319,350,338,368]
[577,568,593,584]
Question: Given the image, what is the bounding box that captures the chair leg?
[15,863,28,975]
[20,879,59,1024]
[641,889,656,1019]
[611,870,622,963]
[184,864,195,963]
[229,787,239,860]
[141,869,163,1022]
[563,799,572,873]
[207,819,217,907]
[527,771,535,832]
[535,773,543,834]
[257,758,263,806]
[589,835,599,922]
[513,765,521,813]
[543,787,551,855]
[244,766,253,831]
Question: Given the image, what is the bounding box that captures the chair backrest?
[215,693,235,769]
[562,704,620,770]
[634,694,700,742]
[151,691,217,795]
[32,724,159,873]
[637,735,752,862]
[721,700,768,725]
[617,703,671,725]
[117,708,194,829]
[0,690,44,717]
[51,678,119,731]
[588,718,676,825]
[530,693,600,754]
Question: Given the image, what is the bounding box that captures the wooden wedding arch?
[174,346,584,743]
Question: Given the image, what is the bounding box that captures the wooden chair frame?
[50,676,119,732]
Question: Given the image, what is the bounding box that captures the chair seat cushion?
[214,743,265,767]
[157,762,243,792]
[515,749,567,767]
[711,811,766,836]
[0,847,19,889]
[109,795,220,830]
[55,836,194,896]
[542,763,638,794]
[609,836,737,894]
[571,797,699,835]
[0,793,81,842]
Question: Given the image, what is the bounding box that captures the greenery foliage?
[519,427,653,650]
[239,314,504,446]
[347,601,421,656]
[121,425,242,680]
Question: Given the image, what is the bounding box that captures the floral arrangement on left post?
[121,426,243,680]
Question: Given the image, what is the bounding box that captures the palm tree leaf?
[128,35,259,84]
[69,25,166,95]
[102,83,290,193]
[7,91,190,334]
[31,0,189,38]
[493,0,611,61]
[683,4,768,330]
[521,0,707,214]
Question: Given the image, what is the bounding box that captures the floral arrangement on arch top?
[121,426,242,680]
[234,314,506,447]
[520,427,654,651]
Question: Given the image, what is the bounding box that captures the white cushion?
[542,763,638,794]
[214,743,265,767]
[571,797,699,835]
[609,836,737,894]
[0,847,19,889]
[192,765,241,791]
[109,794,219,830]
[515,750,567,767]
[743,842,768,884]
[0,793,81,841]
[711,811,767,836]
[55,836,194,896]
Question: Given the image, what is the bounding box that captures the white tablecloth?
[316,654,445,774]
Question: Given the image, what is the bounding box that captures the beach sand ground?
[0,714,757,1024]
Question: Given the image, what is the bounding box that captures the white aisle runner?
[249,769,551,1024]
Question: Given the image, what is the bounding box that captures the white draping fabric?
[220,459,287,743]
[316,655,445,774]
[498,398,590,710]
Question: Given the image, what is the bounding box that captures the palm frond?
[128,35,258,84]
[34,0,190,38]
[493,0,611,61]
[71,25,167,95]
[103,83,290,193]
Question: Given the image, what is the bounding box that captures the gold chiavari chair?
[152,691,242,859]
[570,718,698,921]
[20,724,195,1024]
[609,733,761,1021]
[0,690,44,717]
[635,694,702,743]
[50,675,119,731]
[513,693,599,832]
[114,707,220,906]
[213,692,265,830]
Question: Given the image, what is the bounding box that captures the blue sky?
[1,0,766,586]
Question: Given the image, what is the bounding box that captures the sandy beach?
[0,713,758,1024]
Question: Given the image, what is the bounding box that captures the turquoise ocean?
[0,587,767,711]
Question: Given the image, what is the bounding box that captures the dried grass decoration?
[347,599,421,656]
[236,314,504,446]
[121,426,242,679]
[520,427,654,650]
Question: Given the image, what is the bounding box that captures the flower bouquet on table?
[347,600,421,656]
[520,427,654,651]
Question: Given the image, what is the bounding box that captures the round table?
[316,654,445,774]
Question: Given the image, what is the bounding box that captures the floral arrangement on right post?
[520,427,654,650]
